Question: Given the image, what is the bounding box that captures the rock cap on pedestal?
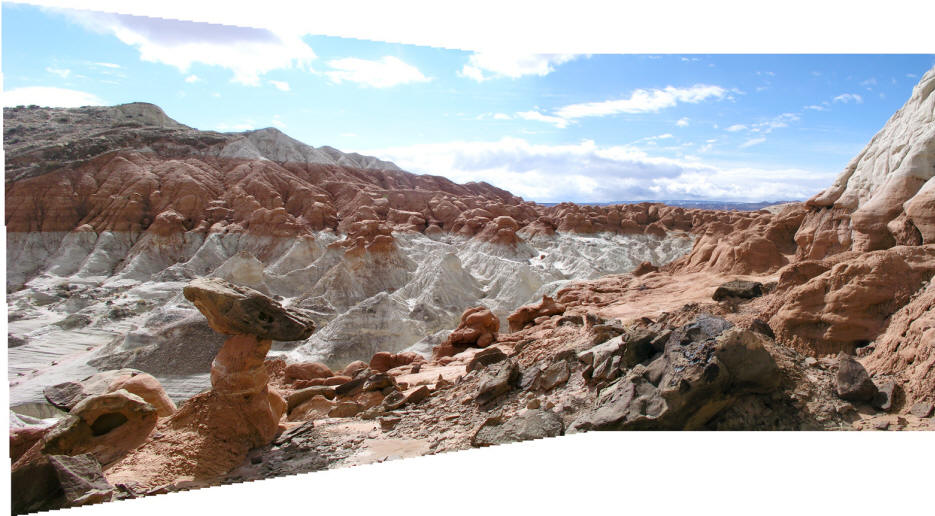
[183,278,316,341]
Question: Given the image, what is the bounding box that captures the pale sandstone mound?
[801,66,935,256]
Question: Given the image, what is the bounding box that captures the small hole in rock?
[90,412,128,436]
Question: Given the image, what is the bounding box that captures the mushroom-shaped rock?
[183,277,316,340]
[182,277,317,442]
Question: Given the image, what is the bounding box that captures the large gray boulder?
[570,316,782,432]
[472,409,564,447]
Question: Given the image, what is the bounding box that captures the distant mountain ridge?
[539,200,798,211]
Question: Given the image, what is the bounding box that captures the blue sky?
[3,3,934,203]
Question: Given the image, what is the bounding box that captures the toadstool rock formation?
[182,278,316,441]
[100,278,316,489]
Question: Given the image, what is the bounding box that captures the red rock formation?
[5,105,780,263]
[433,306,500,359]
[671,204,805,275]
[369,351,425,372]
[863,279,935,403]
[507,295,566,332]
[769,245,935,356]
[632,261,658,276]
[284,362,334,382]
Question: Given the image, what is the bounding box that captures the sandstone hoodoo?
[7,61,935,513]
[182,277,315,442]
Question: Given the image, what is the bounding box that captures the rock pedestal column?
[210,335,281,443]
[210,334,272,395]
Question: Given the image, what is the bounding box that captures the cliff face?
[799,67,935,255]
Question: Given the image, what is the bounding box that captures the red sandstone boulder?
[433,306,500,359]
[507,295,566,332]
[342,360,369,377]
[632,261,658,276]
[285,362,335,381]
[369,351,426,372]
[42,390,158,465]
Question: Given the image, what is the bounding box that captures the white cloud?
[184,74,201,83]
[739,137,767,149]
[731,113,799,135]
[3,86,105,107]
[271,115,286,129]
[269,80,290,91]
[324,56,430,88]
[755,112,799,133]
[493,113,512,120]
[555,84,727,119]
[366,138,831,203]
[58,10,316,86]
[46,67,71,79]
[676,117,690,127]
[833,93,863,104]
[860,77,877,88]
[803,104,828,111]
[93,62,121,69]
[516,110,569,129]
[459,53,578,81]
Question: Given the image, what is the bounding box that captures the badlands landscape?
[7,66,935,513]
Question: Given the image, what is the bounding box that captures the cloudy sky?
[4,3,934,203]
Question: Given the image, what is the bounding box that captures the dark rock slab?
[475,360,519,405]
[183,277,315,340]
[910,401,934,418]
[539,361,570,391]
[48,454,114,507]
[466,347,508,373]
[471,409,564,447]
[872,381,899,412]
[713,280,764,301]
[43,369,145,411]
[835,353,878,402]
[384,385,430,411]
